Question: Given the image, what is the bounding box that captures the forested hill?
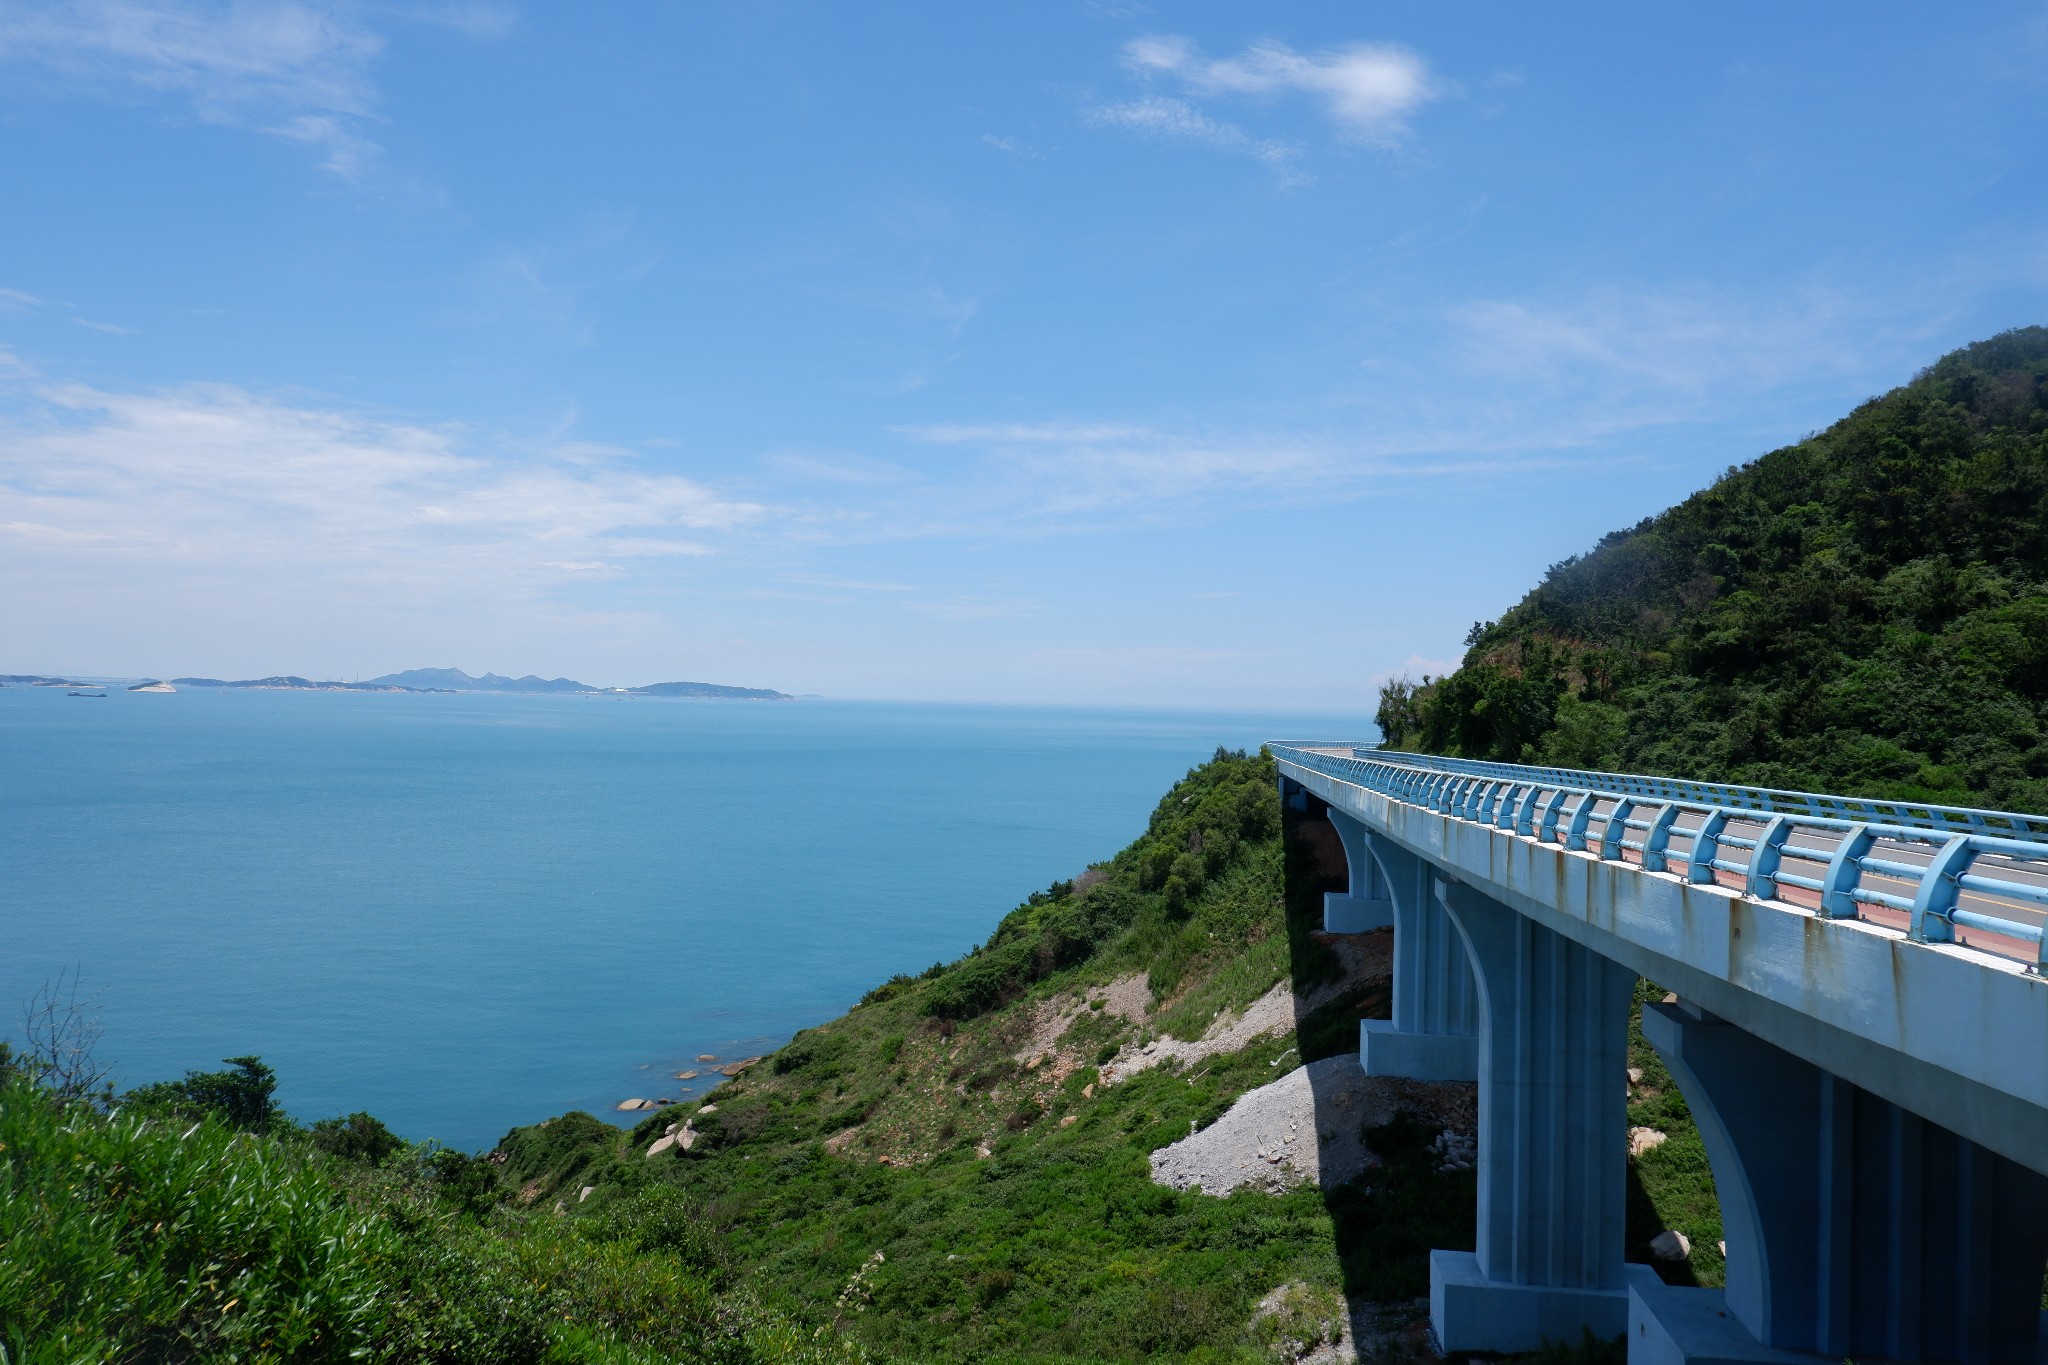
[1375,326,2048,814]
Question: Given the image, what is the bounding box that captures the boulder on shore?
[616,1098,658,1112]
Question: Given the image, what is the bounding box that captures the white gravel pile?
[1149,1055,1400,1195]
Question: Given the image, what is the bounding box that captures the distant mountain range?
[9,667,791,699]
[174,676,442,692]
[176,668,791,699]
[365,668,590,693]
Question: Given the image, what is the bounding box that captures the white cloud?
[73,317,136,334]
[0,380,762,600]
[1084,95,1303,177]
[0,288,42,312]
[0,0,387,176]
[1120,34,1438,144]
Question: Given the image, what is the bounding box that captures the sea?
[1,686,1368,1151]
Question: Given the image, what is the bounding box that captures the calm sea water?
[1,688,1366,1150]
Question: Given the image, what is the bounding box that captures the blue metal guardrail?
[1270,744,2048,972]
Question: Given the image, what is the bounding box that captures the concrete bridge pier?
[1323,806,1396,934]
[1347,827,1478,1083]
[1431,877,1650,1353]
[1632,1002,2048,1365]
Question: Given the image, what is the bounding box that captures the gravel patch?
[1149,1055,1400,1195]
[1009,972,1154,1065]
[1100,980,1296,1085]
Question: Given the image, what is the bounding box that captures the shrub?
[309,1110,405,1165]
[0,1074,385,1362]
[122,1054,281,1131]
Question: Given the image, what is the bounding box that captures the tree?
[14,968,111,1103]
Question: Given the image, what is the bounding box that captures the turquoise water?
[1,688,1365,1150]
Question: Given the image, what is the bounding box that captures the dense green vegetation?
[0,1050,862,1365]
[1377,327,2048,812]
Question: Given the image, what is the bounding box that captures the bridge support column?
[1631,1001,2048,1365]
[1322,807,1395,934]
[1354,832,1477,1082]
[1431,879,1648,1353]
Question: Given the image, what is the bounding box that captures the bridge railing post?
[1819,826,1877,918]
[1565,791,1598,851]
[1602,797,1636,861]
[1744,815,1794,900]
[1686,809,1729,884]
[1641,804,1681,873]
[1908,835,1973,946]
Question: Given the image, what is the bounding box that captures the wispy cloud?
[1084,95,1303,179]
[907,597,1041,621]
[849,417,1601,544]
[72,317,136,334]
[454,215,665,345]
[1114,34,1439,148]
[781,574,916,593]
[0,379,763,601]
[0,0,387,176]
[897,420,1155,445]
[1446,281,1960,424]
[0,288,43,312]
[979,133,1040,160]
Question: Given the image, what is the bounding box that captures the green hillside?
[5,751,1731,1362]
[1376,327,2048,812]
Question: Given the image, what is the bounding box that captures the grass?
[0,1073,866,1365]
[1622,978,1725,1290]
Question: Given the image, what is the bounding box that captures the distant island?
[366,668,791,700]
[173,677,447,693]
[365,668,588,693]
[7,667,792,699]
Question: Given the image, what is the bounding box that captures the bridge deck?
[1272,744,2048,971]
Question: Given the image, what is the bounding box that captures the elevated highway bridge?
[1271,743,2048,1365]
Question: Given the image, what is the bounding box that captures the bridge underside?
[1279,770,2048,1365]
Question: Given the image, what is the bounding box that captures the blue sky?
[3,2,2046,707]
